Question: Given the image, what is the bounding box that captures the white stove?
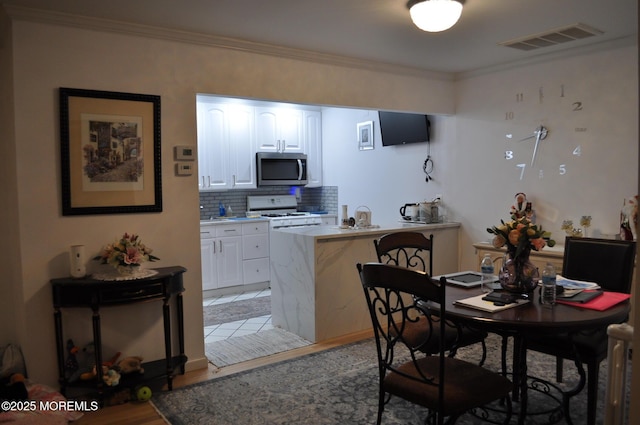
[247,195,323,228]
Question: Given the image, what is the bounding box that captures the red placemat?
[557,291,631,311]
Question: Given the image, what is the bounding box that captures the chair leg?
[478,339,487,366]
[501,336,508,376]
[586,362,599,425]
[556,355,564,382]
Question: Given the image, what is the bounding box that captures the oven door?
[257,152,308,186]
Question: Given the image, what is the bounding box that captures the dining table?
[441,283,630,425]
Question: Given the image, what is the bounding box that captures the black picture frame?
[60,88,162,215]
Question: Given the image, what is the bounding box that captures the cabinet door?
[304,110,322,187]
[197,101,229,190]
[227,105,256,189]
[243,258,270,285]
[255,108,279,152]
[216,236,243,288]
[278,109,304,152]
[255,107,304,153]
[243,234,269,260]
[200,238,217,290]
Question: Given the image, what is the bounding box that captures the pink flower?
[492,235,506,248]
[508,229,521,246]
[123,247,143,265]
[531,237,546,251]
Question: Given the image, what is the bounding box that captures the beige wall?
[2,15,455,386]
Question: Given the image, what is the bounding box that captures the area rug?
[203,296,271,327]
[205,328,311,367]
[153,334,631,424]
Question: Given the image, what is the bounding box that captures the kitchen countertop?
[200,217,269,225]
[272,221,460,240]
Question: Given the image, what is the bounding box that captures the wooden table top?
[443,284,630,335]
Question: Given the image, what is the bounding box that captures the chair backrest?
[562,236,636,293]
[357,262,447,410]
[374,232,434,275]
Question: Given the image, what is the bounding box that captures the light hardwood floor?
[74,330,371,424]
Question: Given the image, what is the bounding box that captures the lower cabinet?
[473,242,564,275]
[201,221,270,290]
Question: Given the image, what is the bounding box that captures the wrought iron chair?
[526,236,636,425]
[374,232,488,362]
[357,262,513,425]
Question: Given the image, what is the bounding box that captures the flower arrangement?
[94,233,159,271]
[487,216,556,261]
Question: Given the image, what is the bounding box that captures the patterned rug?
[153,333,631,424]
[203,296,271,327]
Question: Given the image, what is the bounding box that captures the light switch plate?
[176,163,193,176]
[174,145,196,161]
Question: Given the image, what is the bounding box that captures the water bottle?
[480,254,494,293]
[541,262,557,305]
[218,202,226,217]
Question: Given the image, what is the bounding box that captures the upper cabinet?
[197,100,256,191]
[255,107,304,153]
[197,97,322,190]
[304,110,322,188]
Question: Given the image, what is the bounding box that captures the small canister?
[430,203,439,223]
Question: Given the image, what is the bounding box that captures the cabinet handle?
[232,175,236,187]
[219,240,223,252]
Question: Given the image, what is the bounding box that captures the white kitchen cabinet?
[200,223,244,290]
[304,110,323,187]
[255,107,304,153]
[241,221,270,284]
[201,220,270,291]
[320,215,337,225]
[473,242,564,275]
[197,99,256,190]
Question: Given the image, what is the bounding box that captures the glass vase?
[499,250,539,294]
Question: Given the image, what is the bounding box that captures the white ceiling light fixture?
[407,0,464,33]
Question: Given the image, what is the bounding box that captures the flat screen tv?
[378,111,431,146]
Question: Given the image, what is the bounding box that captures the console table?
[51,266,187,398]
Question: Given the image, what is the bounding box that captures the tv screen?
[378,111,431,146]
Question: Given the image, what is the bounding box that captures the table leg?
[177,293,185,374]
[163,297,173,390]
[513,335,528,425]
[53,309,66,394]
[91,306,104,397]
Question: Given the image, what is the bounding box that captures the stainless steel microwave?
[256,152,308,186]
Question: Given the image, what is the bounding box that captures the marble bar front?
[269,222,461,342]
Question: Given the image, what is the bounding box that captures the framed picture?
[357,121,374,150]
[59,88,162,215]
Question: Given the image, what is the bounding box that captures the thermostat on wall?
[174,145,196,160]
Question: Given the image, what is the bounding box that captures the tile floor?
[203,288,272,344]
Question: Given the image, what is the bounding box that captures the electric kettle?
[399,203,418,220]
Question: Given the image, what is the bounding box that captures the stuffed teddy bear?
[116,356,144,374]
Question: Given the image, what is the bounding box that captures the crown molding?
[3,4,454,82]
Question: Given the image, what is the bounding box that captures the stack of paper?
[555,275,600,290]
[454,294,530,313]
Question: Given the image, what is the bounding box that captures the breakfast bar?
[269,222,460,342]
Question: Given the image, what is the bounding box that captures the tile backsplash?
[199,186,338,220]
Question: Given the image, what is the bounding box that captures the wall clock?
[503,85,585,181]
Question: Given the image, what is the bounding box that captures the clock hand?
[530,125,548,166]
[531,130,541,166]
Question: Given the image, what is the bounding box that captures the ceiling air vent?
[499,23,604,51]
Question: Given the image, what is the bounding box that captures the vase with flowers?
[487,217,555,294]
[94,233,159,280]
